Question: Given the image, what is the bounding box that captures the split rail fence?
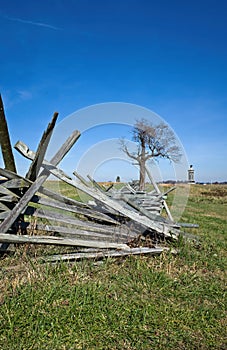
[0,95,195,262]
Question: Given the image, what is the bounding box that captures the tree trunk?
[138,142,146,191]
[139,160,146,191]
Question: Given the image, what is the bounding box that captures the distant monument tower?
[188,165,195,183]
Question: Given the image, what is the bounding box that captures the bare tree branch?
[119,138,139,162]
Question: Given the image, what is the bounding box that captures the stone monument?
[188,165,195,183]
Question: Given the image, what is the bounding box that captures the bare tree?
[120,118,181,190]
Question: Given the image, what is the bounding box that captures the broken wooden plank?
[31,194,119,225]
[41,247,165,262]
[0,130,80,234]
[177,223,199,228]
[0,233,129,249]
[0,177,29,190]
[32,224,128,242]
[0,194,18,203]
[26,112,58,181]
[0,95,17,173]
[111,193,160,201]
[25,206,131,237]
[0,168,29,182]
[0,184,20,197]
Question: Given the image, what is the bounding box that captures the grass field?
[0,184,226,349]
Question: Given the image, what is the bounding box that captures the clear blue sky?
[0,0,226,183]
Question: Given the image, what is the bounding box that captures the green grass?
[0,184,226,349]
[44,180,83,201]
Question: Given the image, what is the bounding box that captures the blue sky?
[0,0,226,183]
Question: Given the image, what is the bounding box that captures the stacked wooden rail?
[0,95,184,261]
